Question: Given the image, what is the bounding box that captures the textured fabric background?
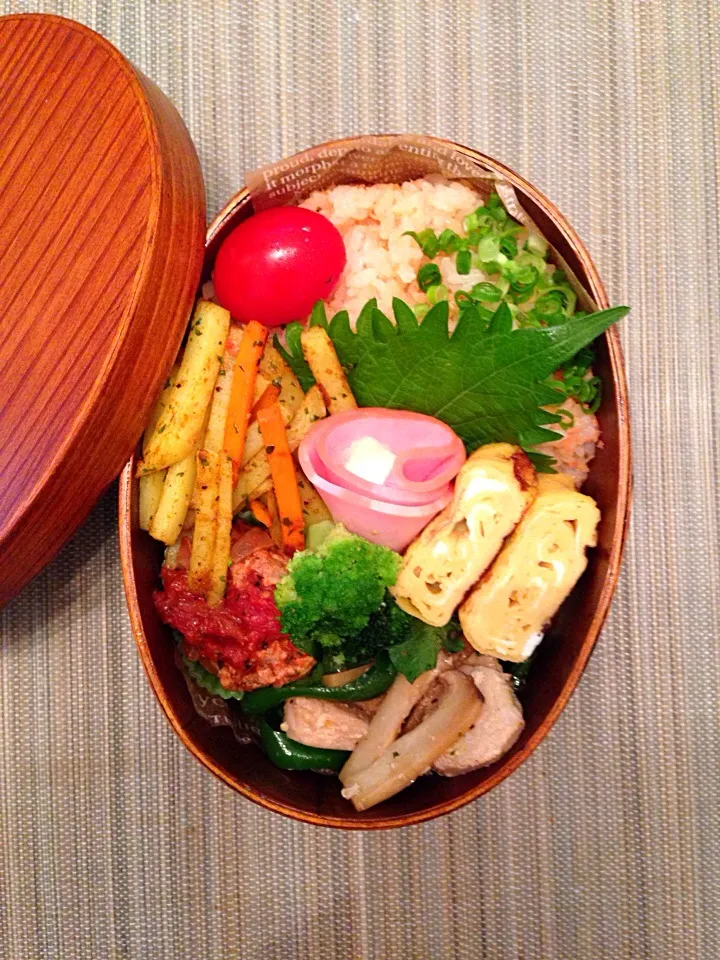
[1,2,718,958]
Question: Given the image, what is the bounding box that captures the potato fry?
[147,393,213,544]
[139,470,167,531]
[252,372,272,405]
[233,385,326,509]
[137,301,230,475]
[138,364,178,525]
[187,450,221,594]
[148,453,196,545]
[296,467,332,527]
[144,364,179,451]
[300,326,357,413]
[207,454,234,606]
[258,341,289,382]
[241,363,303,465]
[204,352,235,453]
[244,477,273,505]
[262,489,283,547]
[232,451,272,510]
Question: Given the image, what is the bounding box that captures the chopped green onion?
[426,284,448,304]
[495,276,511,297]
[534,291,566,319]
[511,287,535,305]
[499,235,518,258]
[555,407,575,429]
[514,250,547,274]
[540,284,576,315]
[470,281,503,302]
[417,262,442,292]
[477,236,501,262]
[412,303,430,320]
[526,231,548,257]
[438,228,461,252]
[488,203,507,224]
[455,250,472,275]
[506,263,539,293]
[404,229,439,259]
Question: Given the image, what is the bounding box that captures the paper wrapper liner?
[245,134,598,313]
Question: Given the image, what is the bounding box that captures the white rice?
[301,176,488,319]
[536,397,601,488]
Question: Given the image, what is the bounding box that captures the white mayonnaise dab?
[344,436,397,485]
[522,632,544,658]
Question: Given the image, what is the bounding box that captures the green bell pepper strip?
[259,720,349,771]
[241,651,397,716]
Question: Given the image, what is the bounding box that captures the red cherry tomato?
[213,207,346,327]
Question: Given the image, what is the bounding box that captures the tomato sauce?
[154,542,315,692]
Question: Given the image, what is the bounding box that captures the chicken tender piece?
[282,697,382,752]
[459,474,600,661]
[391,443,537,626]
[433,657,524,776]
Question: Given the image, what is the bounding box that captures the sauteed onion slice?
[341,671,482,812]
[339,668,439,787]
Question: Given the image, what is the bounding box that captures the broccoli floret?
[274,524,402,656]
[327,601,465,679]
[322,594,413,671]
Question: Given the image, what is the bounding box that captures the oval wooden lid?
[0,14,206,606]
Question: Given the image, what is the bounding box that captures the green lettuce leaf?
[388,619,447,683]
[183,656,244,701]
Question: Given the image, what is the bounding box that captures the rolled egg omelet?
[459,474,601,662]
[391,443,537,626]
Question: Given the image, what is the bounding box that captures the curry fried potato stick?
[300,325,357,414]
[138,302,230,475]
[207,454,234,606]
[188,450,221,595]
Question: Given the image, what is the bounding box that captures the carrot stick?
[250,382,281,419]
[256,401,306,553]
[223,321,267,471]
[249,498,272,528]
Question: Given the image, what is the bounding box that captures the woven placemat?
[1,2,718,958]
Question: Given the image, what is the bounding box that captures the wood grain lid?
[0,14,206,606]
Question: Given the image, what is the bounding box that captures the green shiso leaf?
[273,322,315,392]
[329,298,628,454]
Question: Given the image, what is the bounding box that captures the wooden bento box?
[118,135,631,829]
